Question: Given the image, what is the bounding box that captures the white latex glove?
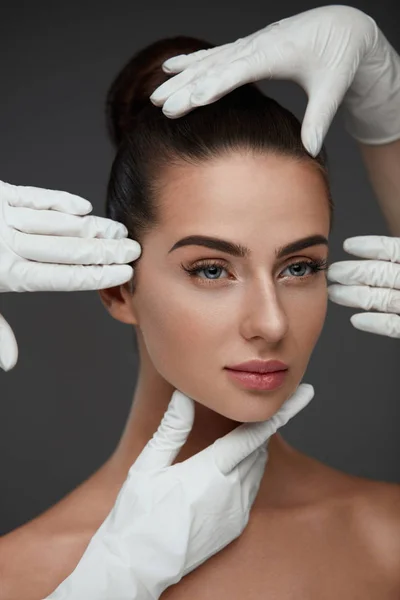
[327,235,400,337]
[149,5,400,155]
[0,180,141,371]
[46,383,314,600]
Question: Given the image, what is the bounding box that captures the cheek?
[136,284,223,385]
[287,285,328,355]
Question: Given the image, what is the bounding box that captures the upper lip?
[225,360,288,373]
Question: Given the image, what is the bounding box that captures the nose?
[239,279,289,343]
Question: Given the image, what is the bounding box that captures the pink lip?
[225,368,288,391]
[225,359,288,373]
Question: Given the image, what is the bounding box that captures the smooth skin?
[1,152,399,600]
[2,5,400,599]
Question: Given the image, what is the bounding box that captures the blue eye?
[181,260,229,282]
[198,265,226,279]
[181,258,328,285]
[283,262,312,278]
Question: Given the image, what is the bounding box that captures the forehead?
[155,151,330,244]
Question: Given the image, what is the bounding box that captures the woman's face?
[118,151,330,422]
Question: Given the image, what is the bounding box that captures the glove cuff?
[341,23,400,145]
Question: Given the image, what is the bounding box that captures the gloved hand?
[46,383,314,600]
[149,5,400,155]
[327,235,400,338]
[0,180,141,372]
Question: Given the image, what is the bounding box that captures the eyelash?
[181,258,329,286]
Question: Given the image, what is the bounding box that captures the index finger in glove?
[328,283,400,314]
[7,231,141,265]
[327,260,400,291]
[213,383,314,475]
[0,180,92,215]
[12,262,135,291]
[341,235,400,262]
[161,46,227,74]
[160,29,277,75]
[6,205,129,240]
[150,37,260,105]
[350,312,400,338]
[160,56,262,118]
[151,40,276,117]
[152,43,237,102]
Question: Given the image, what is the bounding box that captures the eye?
[181,260,229,283]
[280,260,323,279]
[180,257,328,286]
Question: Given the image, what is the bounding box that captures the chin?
[203,388,291,424]
[227,397,288,423]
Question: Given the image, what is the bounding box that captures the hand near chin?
[327,235,400,338]
[46,383,314,599]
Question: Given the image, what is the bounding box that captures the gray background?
[0,0,399,536]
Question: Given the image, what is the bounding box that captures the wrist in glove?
[342,19,400,144]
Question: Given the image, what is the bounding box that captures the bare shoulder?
[351,478,400,582]
[301,453,400,584]
[0,512,88,600]
[0,462,119,600]
[354,479,400,538]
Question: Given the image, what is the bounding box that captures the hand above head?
[46,382,314,600]
[327,235,400,338]
[149,5,400,155]
[0,180,141,372]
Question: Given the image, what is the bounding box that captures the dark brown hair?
[105,35,333,293]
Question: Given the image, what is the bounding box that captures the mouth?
[225,359,289,373]
[224,367,288,391]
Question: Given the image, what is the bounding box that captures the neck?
[108,331,311,511]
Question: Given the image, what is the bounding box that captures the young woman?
[1,6,399,600]
[98,34,400,599]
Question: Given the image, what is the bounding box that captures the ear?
[98,282,139,325]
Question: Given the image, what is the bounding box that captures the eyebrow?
[168,234,328,259]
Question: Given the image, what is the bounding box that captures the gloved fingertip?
[162,55,188,72]
[299,382,315,396]
[0,319,19,371]
[0,352,17,372]
[169,390,195,424]
[303,130,321,157]
[162,63,175,74]
[162,107,181,119]
[349,312,376,332]
[78,199,93,214]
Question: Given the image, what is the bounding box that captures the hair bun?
[106,36,214,148]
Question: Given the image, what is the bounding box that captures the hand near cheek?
[327,235,400,338]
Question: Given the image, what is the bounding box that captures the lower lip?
[225,368,288,391]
